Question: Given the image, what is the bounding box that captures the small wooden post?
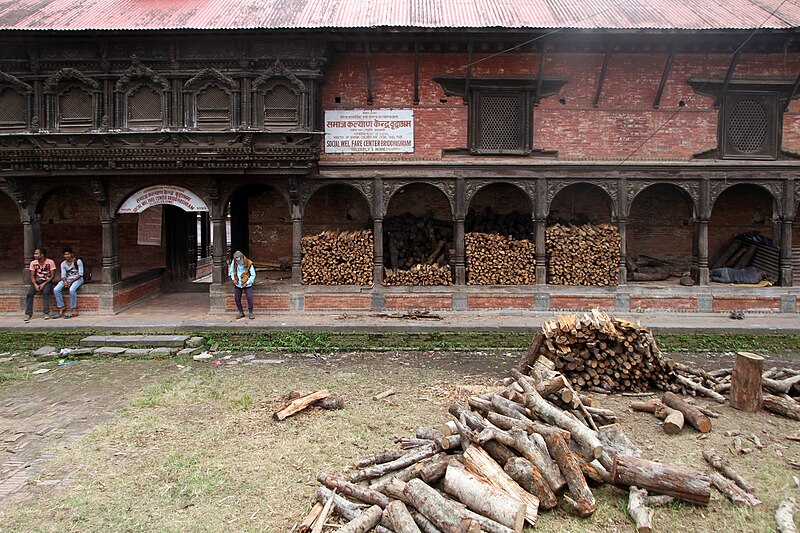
[730,351,764,412]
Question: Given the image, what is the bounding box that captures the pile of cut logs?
[522,310,676,393]
[465,232,535,285]
[546,223,620,286]
[298,365,720,533]
[465,209,533,240]
[302,230,374,285]
[384,264,453,286]
[384,213,453,272]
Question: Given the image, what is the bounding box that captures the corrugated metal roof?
[0,0,798,32]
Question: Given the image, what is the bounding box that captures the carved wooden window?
[0,87,27,132]
[264,83,299,129]
[721,92,779,160]
[470,90,531,154]
[58,85,94,132]
[127,84,163,131]
[196,84,231,130]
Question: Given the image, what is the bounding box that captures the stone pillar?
[616,219,627,285]
[101,217,121,284]
[211,211,228,285]
[535,177,548,285]
[372,177,384,286]
[454,178,466,285]
[291,202,303,285]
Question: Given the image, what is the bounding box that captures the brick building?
[0,0,799,315]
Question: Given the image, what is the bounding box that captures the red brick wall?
[113,276,163,309]
[708,185,775,265]
[549,184,613,224]
[321,50,800,161]
[386,183,452,219]
[469,184,531,215]
[245,187,293,263]
[628,184,694,266]
[117,212,166,270]
[0,193,23,266]
[302,184,371,237]
[40,188,102,270]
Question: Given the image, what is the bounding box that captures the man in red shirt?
[25,248,56,322]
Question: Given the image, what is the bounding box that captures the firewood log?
[318,472,390,508]
[763,393,800,421]
[517,332,545,375]
[709,473,762,507]
[702,449,757,496]
[298,502,324,533]
[353,449,407,469]
[273,389,330,421]
[302,230,374,285]
[775,497,798,533]
[676,375,726,404]
[315,487,394,533]
[503,457,558,510]
[729,352,764,412]
[338,505,384,533]
[611,455,712,505]
[763,374,800,395]
[443,462,527,532]
[478,427,566,493]
[350,445,437,482]
[661,392,711,433]
[383,500,422,533]
[627,486,654,533]
[545,432,596,517]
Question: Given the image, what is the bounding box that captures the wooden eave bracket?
[714,48,743,108]
[653,48,675,109]
[688,78,800,101]
[534,43,548,106]
[365,41,373,104]
[593,48,611,108]
[433,76,568,99]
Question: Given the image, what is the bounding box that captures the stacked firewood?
[465,232,536,285]
[298,366,715,533]
[384,263,453,286]
[301,230,374,285]
[546,223,620,286]
[524,311,676,393]
[384,213,453,271]
[465,209,533,240]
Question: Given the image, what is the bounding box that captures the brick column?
[101,217,121,284]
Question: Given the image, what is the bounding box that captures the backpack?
[78,258,93,282]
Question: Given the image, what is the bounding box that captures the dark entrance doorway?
[164,205,198,282]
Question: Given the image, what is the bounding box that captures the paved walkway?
[1,292,798,333]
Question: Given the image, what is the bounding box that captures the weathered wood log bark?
[596,423,641,471]
[443,462,526,533]
[676,375,727,404]
[273,389,330,421]
[462,445,540,526]
[490,394,530,419]
[384,500,423,533]
[654,404,684,435]
[517,332,545,374]
[402,478,515,533]
[512,369,603,459]
[764,393,800,421]
[627,486,654,533]
[763,374,800,395]
[350,445,437,482]
[298,502,324,533]
[611,455,712,505]
[661,392,712,433]
[311,487,337,533]
[709,472,749,506]
[419,456,450,483]
[318,472,390,508]
[701,449,757,496]
[503,457,558,510]
[413,512,442,533]
[369,452,445,493]
[354,449,407,469]
[546,431,596,517]
[338,504,384,533]
[481,427,566,493]
[775,497,798,533]
[730,351,764,412]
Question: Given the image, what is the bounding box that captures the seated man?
[24,247,56,322]
[710,266,767,284]
[53,247,84,319]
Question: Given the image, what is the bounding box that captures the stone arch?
[709,183,778,268]
[38,186,103,271]
[628,181,697,219]
[386,180,455,218]
[548,182,614,224]
[303,183,372,237]
[227,183,291,268]
[302,181,371,217]
[628,183,695,270]
[0,189,24,267]
[466,182,533,239]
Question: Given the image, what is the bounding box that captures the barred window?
[58,86,93,132]
[721,92,778,160]
[470,90,530,154]
[264,83,299,129]
[0,87,27,132]
[196,85,231,130]
[127,84,163,131]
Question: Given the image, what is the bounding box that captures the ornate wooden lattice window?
[471,91,529,154]
[721,92,779,160]
[264,83,300,129]
[0,87,27,132]
[127,84,163,131]
[58,85,94,132]
[196,85,231,131]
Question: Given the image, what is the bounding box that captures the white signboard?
[325,109,414,153]
[118,185,209,214]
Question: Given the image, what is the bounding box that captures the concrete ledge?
[80,335,189,348]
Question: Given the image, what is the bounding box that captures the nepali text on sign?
[324,109,414,153]
[118,185,209,214]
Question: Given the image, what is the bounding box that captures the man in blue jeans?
[53,247,84,319]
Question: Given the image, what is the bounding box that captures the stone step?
[80,335,190,348]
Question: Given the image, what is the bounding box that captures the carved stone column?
[692,179,710,285]
[21,211,39,283]
[615,218,627,285]
[372,178,384,286]
[454,178,466,285]
[291,203,303,285]
[211,203,228,285]
[101,217,121,284]
[535,177,548,284]
[779,178,796,286]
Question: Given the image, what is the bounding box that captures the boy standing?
[24,248,56,322]
[53,247,84,319]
